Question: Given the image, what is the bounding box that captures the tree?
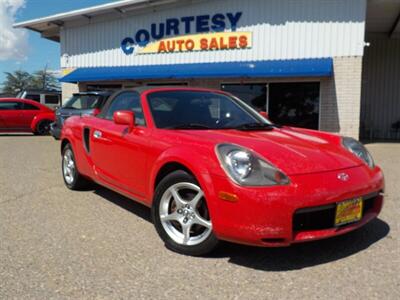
[2,70,33,95]
[31,69,60,90]
[1,69,60,95]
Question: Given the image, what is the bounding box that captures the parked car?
[50,91,112,140]
[60,87,384,256]
[17,89,61,110]
[0,98,55,135]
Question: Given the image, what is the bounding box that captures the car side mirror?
[259,111,269,119]
[113,110,135,131]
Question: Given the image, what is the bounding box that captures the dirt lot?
[0,135,399,299]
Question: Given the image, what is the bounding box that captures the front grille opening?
[261,238,286,244]
[293,205,336,231]
[363,196,375,215]
[293,193,379,232]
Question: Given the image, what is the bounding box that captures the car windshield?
[147,90,271,130]
[63,94,102,109]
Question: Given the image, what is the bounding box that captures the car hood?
[175,128,363,175]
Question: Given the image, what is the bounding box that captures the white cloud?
[0,0,28,61]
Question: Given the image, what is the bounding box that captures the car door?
[90,91,151,197]
[0,102,12,129]
[20,102,41,129]
[0,101,24,129]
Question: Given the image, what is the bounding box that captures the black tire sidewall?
[36,120,52,135]
[151,170,219,256]
[61,144,89,190]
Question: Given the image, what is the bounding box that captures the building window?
[26,94,41,102]
[45,95,60,104]
[268,82,320,130]
[86,84,122,91]
[221,82,320,130]
[146,82,188,86]
[221,84,267,112]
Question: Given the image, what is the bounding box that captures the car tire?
[61,143,91,190]
[34,120,52,135]
[152,170,219,256]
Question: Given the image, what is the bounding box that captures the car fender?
[30,112,55,132]
[60,125,74,148]
[60,123,94,179]
[149,146,217,206]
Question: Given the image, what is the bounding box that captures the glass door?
[268,82,320,130]
[221,83,267,112]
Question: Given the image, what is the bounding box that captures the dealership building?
[15,0,400,140]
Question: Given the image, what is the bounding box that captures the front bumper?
[205,165,384,247]
[50,122,61,139]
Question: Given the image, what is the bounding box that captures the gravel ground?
[0,135,399,299]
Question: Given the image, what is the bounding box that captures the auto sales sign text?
[121,12,250,55]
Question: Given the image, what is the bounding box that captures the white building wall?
[60,0,366,68]
[361,38,400,140]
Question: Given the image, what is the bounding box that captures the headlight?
[216,144,290,186]
[342,137,375,168]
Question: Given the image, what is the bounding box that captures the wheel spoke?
[193,214,211,229]
[189,190,204,208]
[170,187,186,208]
[160,212,181,223]
[182,223,192,244]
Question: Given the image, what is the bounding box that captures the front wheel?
[62,144,90,190]
[152,170,219,256]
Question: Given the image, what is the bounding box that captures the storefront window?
[221,84,267,112]
[268,82,320,130]
[86,84,122,91]
[146,82,188,86]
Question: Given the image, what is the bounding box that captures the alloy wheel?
[159,182,212,246]
[62,148,76,185]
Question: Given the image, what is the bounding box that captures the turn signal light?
[218,191,238,203]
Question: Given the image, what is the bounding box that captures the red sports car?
[60,87,384,255]
[0,98,55,135]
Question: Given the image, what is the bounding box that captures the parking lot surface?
[0,136,399,299]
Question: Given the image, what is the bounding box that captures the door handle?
[93,130,112,144]
[93,130,102,139]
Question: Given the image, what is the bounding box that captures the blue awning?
[60,58,333,83]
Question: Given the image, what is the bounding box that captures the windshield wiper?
[233,123,275,131]
[62,106,77,109]
[167,123,212,130]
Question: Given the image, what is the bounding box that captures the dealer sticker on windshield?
[335,197,363,226]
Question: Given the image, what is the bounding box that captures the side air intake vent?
[83,127,90,153]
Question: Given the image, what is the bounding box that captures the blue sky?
[0,0,115,87]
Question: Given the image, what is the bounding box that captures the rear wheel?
[62,144,90,190]
[34,120,52,135]
[152,170,219,256]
